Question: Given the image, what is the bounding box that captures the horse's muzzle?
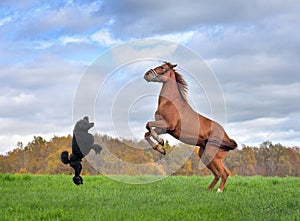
[144,72,152,82]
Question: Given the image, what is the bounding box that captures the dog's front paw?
[93,144,102,154]
[73,176,83,185]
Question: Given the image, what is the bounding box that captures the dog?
[61,116,102,185]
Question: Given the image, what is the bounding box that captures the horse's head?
[144,62,177,83]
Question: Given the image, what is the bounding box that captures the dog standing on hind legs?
[61,116,102,185]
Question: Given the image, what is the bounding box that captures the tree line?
[0,135,299,177]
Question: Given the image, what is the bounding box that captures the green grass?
[0,174,299,221]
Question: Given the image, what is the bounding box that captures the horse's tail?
[207,138,238,151]
[61,151,70,164]
[220,138,238,151]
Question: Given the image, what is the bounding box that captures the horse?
[144,62,237,192]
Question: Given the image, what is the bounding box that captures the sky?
[0,0,300,154]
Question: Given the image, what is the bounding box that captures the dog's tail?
[61,151,70,164]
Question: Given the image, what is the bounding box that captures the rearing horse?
[144,62,237,192]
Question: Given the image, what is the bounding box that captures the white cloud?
[110,40,178,65]
[0,16,12,27]
[33,40,55,50]
[59,35,89,45]
[0,90,37,118]
[227,116,300,147]
[91,29,121,46]
[103,0,300,37]
[152,31,195,44]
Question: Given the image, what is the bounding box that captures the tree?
[241,146,257,175]
[259,141,286,176]
[0,137,299,177]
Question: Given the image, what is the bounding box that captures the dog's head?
[74,116,94,132]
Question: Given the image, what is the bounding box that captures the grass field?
[0,174,299,221]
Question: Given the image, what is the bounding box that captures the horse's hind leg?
[206,159,229,192]
[211,149,230,192]
[206,162,221,191]
[215,160,230,192]
[198,146,221,191]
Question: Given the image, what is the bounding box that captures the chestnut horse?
[144,62,237,192]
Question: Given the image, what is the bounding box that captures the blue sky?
[0,0,300,153]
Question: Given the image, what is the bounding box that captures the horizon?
[1,1,300,154]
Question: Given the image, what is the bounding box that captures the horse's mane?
[164,62,188,103]
[174,71,188,103]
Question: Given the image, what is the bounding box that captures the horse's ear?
[164,61,177,69]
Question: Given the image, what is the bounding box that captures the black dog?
[61,116,102,185]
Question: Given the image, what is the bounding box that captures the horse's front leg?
[144,120,169,155]
[144,131,166,154]
[146,120,169,144]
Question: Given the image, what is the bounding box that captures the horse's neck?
[159,79,182,105]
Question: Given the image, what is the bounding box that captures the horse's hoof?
[153,145,166,155]
[159,139,164,146]
[160,147,166,155]
[217,188,223,193]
